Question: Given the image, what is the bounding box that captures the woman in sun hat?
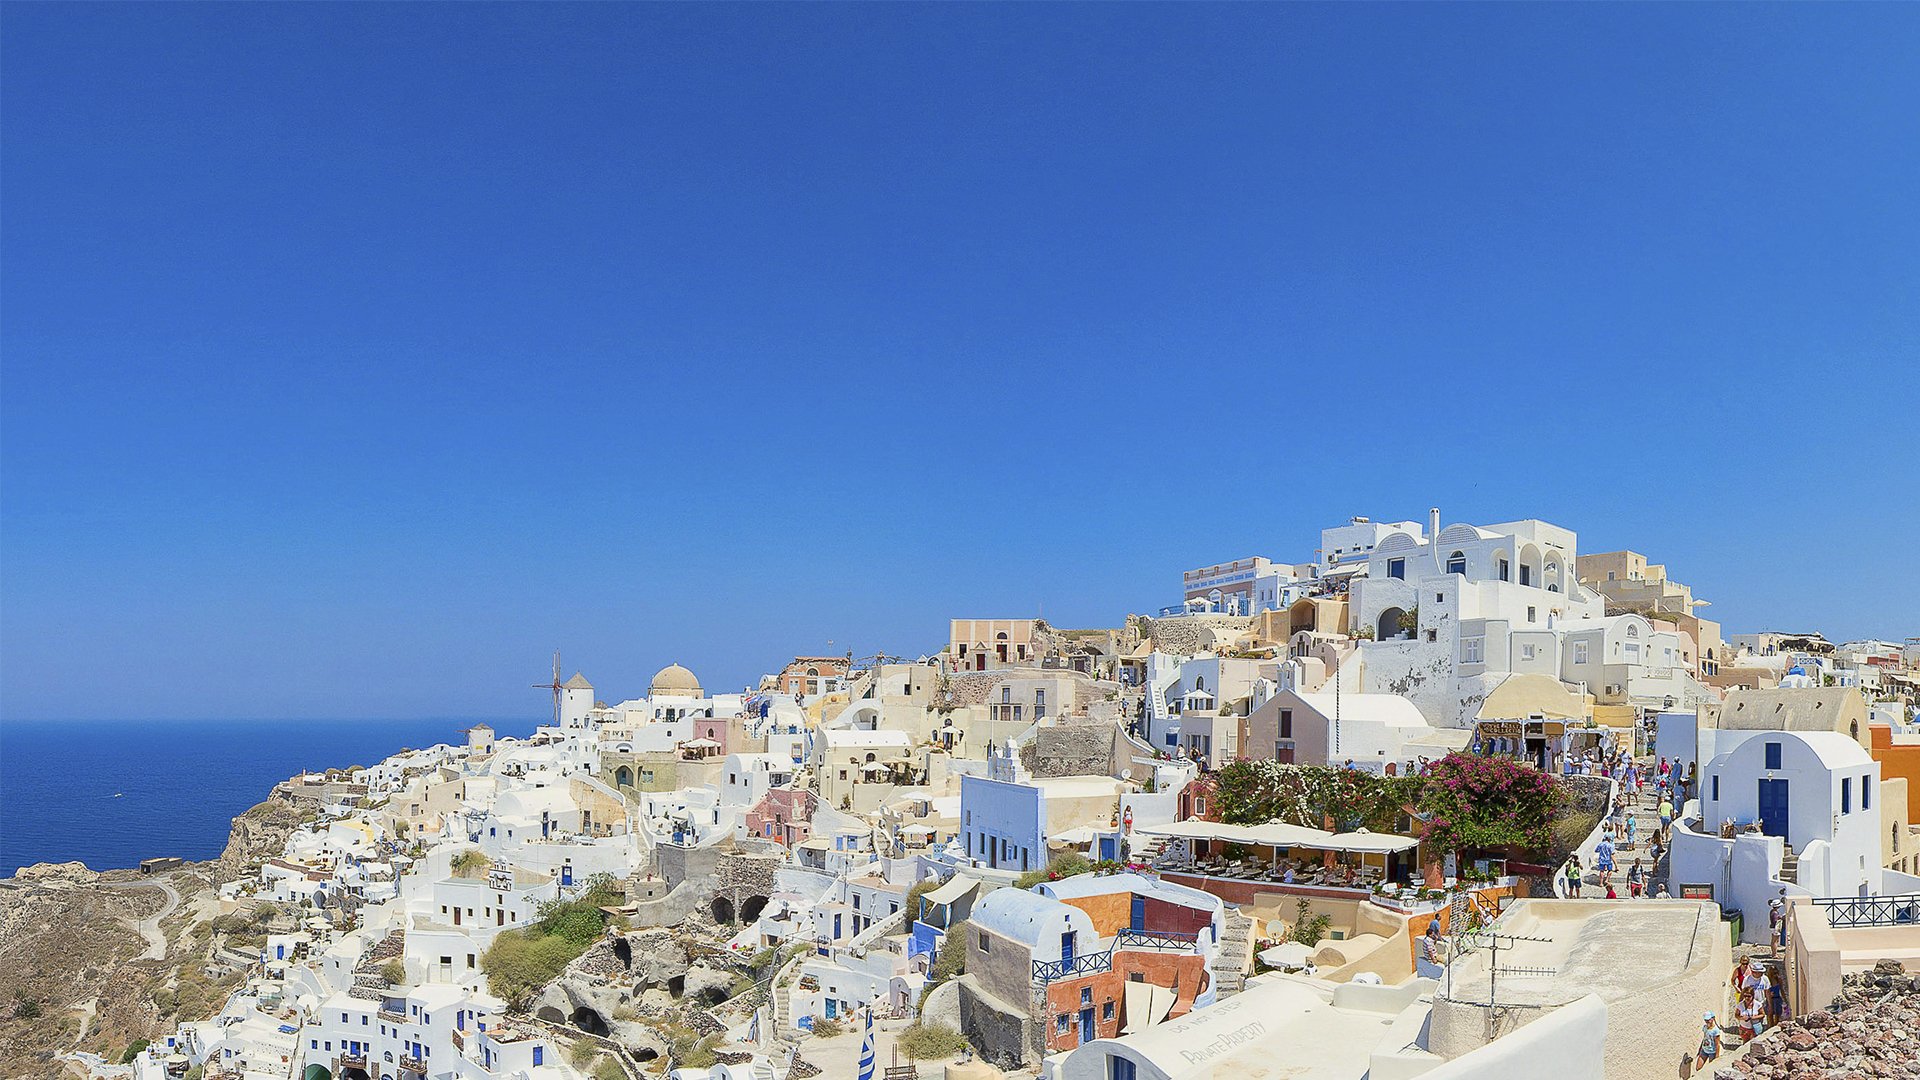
[1696,1012,1722,1070]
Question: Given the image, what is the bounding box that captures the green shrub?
[120,1040,151,1063]
[929,922,967,983]
[380,958,407,986]
[809,1016,844,1039]
[898,1022,969,1061]
[592,1058,626,1080]
[481,930,590,1003]
[1014,853,1091,890]
[1289,899,1331,947]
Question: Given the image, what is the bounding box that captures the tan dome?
[649,662,702,697]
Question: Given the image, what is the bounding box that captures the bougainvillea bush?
[1415,753,1563,855]
[1211,753,1565,860]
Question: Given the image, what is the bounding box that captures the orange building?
[1869,722,1920,820]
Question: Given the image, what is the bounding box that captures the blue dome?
[1787,665,1806,677]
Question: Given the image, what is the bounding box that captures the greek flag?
[859,1006,875,1080]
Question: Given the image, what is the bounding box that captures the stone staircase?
[1128,833,1166,865]
[1780,845,1799,886]
[1210,908,1255,997]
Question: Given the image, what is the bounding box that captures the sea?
[0,717,537,878]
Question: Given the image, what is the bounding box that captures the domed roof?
[649,662,702,697]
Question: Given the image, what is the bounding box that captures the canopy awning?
[681,738,722,749]
[900,824,937,836]
[1138,818,1332,847]
[1048,826,1100,845]
[1122,981,1178,1034]
[923,876,978,908]
[1313,829,1420,854]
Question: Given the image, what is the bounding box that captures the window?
[1842,777,1852,814]
[1279,709,1293,738]
[1462,638,1484,664]
[1863,780,1871,810]
[1527,606,1536,622]
[1002,687,1011,704]
[1497,558,1510,581]
[1103,1000,1115,1020]
[979,932,989,952]
[1446,552,1466,575]
[1520,644,1535,661]
[533,1047,544,1066]
[1765,742,1782,770]
[1388,558,1405,580]
[1574,642,1590,665]
[1711,776,1719,800]
[1425,630,1436,643]
[1057,1014,1070,1034]
[1081,987,1093,1005]
[1435,592,1444,604]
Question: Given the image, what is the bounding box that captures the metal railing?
[1033,928,1201,983]
[1114,928,1199,951]
[1813,893,1920,928]
[1033,950,1112,983]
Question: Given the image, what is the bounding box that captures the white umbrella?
[1258,942,1314,968]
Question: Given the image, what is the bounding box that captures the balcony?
[378,1006,409,1024]
[335,1052,368,1072]
[399,1053,427,1074]
[1032,950,1112,984]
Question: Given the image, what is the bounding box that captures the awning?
[1048,826,1100,845]
[1122,981,1177,1034]
[1244,822,1335,847]
[900,824,936,836]
[681,738,721,749]
[1314,829,1419,854]
[923,877,978,908]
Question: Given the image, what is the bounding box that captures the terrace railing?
[1813,893,1920,928]
[1034,929,1200,983]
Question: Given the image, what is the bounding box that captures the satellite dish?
[1121,768,1133,781]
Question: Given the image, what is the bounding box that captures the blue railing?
[1033,950,1112,983]
[1033,929,1200,983]
[1114,928,1199,951]
[1814,893,1920,928]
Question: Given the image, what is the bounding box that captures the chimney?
[1429,507,1443,570]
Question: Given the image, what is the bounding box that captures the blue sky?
[3,5,1915,721]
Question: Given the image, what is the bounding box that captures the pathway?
[1572,763,1670,899]
[107,877,181,961]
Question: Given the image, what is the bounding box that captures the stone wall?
[956,974,1036,1070]
[1023,725,1125,779]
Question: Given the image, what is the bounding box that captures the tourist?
[1627,860,1645,898]
[1736,991,1762,1042]
[1696,1012,1723,1071]
[1770,890,1788,949]
[1659,795,1674,832]
[1594,835,1616,887]
[1659,756,1670,780]
[1564,856,1583,895]
[1604,882,1618,900]
[1282,865,1295,884]
[1731,955,1755,994]
[1655,884,1670,899]
[1624,811,1638,850]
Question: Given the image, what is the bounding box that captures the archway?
[1377,607,1410,641]
[572,1005,610,1036]
[613,938,632,969]
[667,974,686,998]
[1289,599,1317,636]
[711,895,736,924]
[740,895,768,923]
[303,1066,334,1080]
[615,766,633,788]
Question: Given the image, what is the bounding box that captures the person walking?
[1625,811,1638,850]
[1564,855,1583,896]
[1594,835,1616,888]
[1659,795,1674,833]
[1696,1013,1723,1071]
[1628,859,1645,898]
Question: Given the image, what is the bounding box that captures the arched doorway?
[740,895,768,923]
[711,895,736,924]
[612,938,632,969]
[615,766,633,788]
[1377,607,1409,641]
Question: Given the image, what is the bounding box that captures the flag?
[859,1006,875,1080]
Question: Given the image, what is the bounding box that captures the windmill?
[532,651,563,727]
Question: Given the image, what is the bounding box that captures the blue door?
[1061,931,1076,962]
[1758,779,1790,838]
[1080,1007,1094,1042]
[824,999,837,1019]
[1130,896,1146,931]
[1100,837,1117,862]
[561,864,573,886]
